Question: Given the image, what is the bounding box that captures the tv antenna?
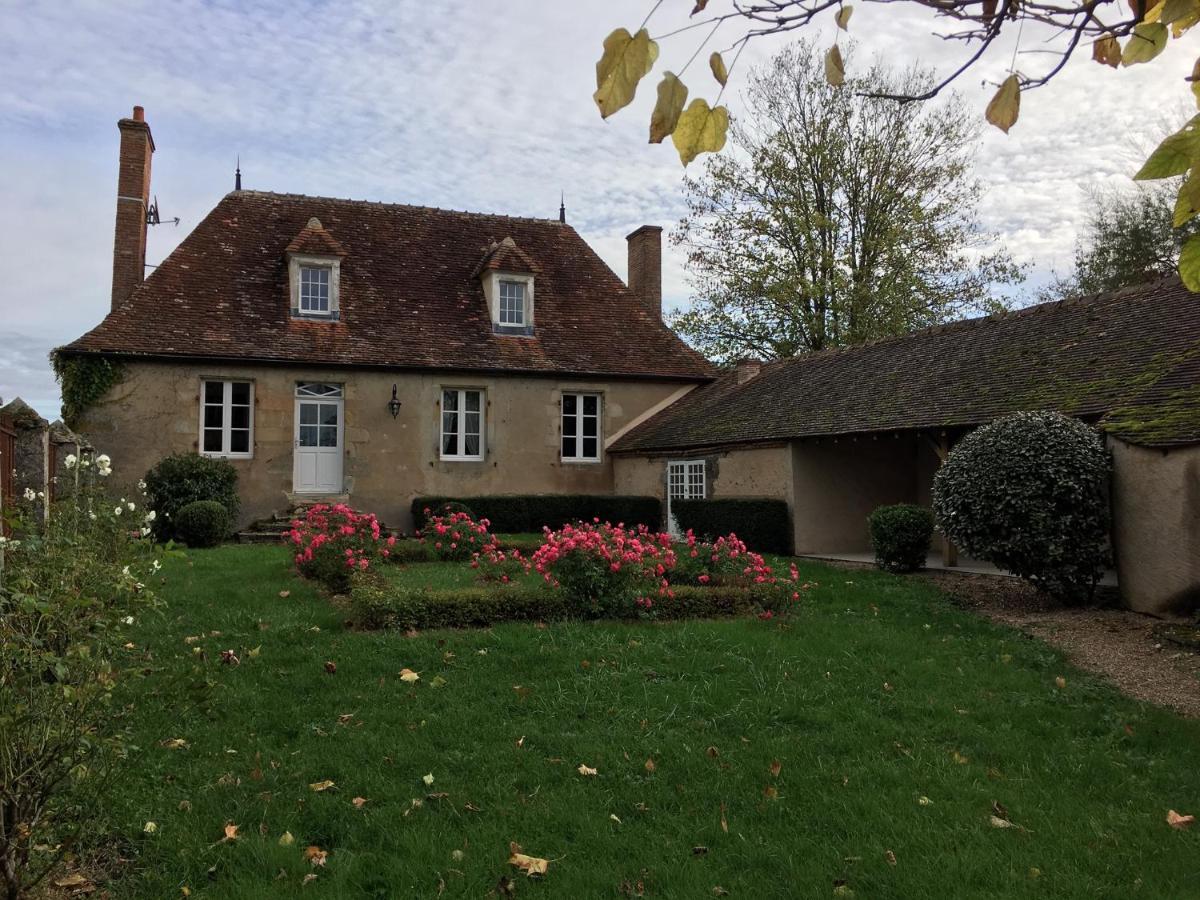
[146,195,180,227]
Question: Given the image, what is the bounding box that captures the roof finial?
[235,155,242,191]
[559,192,566,223]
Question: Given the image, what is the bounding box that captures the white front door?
[666,459,706,536]
[293,383,344,494]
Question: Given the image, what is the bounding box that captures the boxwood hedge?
[670,498,792,555]
[410,494,661,533]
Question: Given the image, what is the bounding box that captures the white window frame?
[482,271,534,332]
[439,388,485,461]
[498,279,526,326]
[668,460,706,501]
[561,392,602,463]
[199,379,254,459]
[288,253,341,318]
[298,265,332,315]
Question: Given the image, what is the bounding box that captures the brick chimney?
[626,225,662,319]
[111,105,154,310]
[735,358,763,384]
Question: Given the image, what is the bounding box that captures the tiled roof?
[472,237,540,276]
[611,277,1200,451]
[63,191,714,382]
[285,217,346,257]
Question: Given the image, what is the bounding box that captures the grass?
[99,544,1200,898]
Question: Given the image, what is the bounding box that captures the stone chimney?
[626,225,662,319]
[735,358,762,384]
[111,105,154,310]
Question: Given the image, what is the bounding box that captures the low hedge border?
[670,498,792,555]
[386,535,542,565]
[411,495,662,533]
[350,577,761,631]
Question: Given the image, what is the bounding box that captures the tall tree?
[1041,182,1200,301]
[670,42,1021,362]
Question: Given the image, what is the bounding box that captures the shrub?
[144,453,239,541]
[174,499,231,548]
[1,452,160,899]
[670,498,792,555]
[932,411,1111,601]
[411,495,661,533]
[469,541,533,584]
[289,504,393,592]
[531,521,676,618]
[868,504,934,573]
[417,509,493,561]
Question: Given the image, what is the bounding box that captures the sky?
[1,0,1195,418]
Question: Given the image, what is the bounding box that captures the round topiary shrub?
[932,411,1111,601]
[174,500,231,548]
[144,453,240,541]
[868,504,934,573]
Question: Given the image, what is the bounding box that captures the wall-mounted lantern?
[387,383,402,419]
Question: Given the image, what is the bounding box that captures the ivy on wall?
[51,351,125,428]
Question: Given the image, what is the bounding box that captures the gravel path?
[920,570,1200,718]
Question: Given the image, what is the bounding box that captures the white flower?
[96,454,111,467]
[145,510,157,522]
[114,506,123,516]
[122,565,131,577]
[89,512,97,520]
[64,453,77,469]
[127,501,136,512]
[123,616,135,625]
[23,487,36,502]
[151,560,161,573]
[140,526,151,537]
[36,491,44,499]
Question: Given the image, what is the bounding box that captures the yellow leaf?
[610,813,622,825]
[709,52,728,87]
[1191,57,1200,108]
[671,99,730,165]
[144,821,158,833]
[248,645,261,658]
[952,750,970,764]
[304,845,328,867]
[309,780,336,792]
[985,74,1021,134]
[1122,23,1169,65]
[1160,0,1200,23]
[509,841,550,877]
[1174,9,1200,34]
[824,44,846,86]
[1181,233,1200,290]
[1178,167,1200,226]
[1092,36,1122,68]
[279,831,295,846]
[1168,809,1196,828]
[989,815,1018,828]
[593,27,659,119]
[836,5,854,29]
[577,763,598,776]
[649,71,689,143]
[399,668,420,683]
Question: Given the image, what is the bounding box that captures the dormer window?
[499,280,526,326]
[299,265,332,315]
[285,217,345,320]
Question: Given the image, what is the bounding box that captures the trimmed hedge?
[144,453,239,541]
[410,495,661,533]
[174,500,231,548]
[351,577,760,631]
[867,504,933,573]
[671,498,792,555]
[386,535,544,565]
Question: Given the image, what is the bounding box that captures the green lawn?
[101,545,1200,898]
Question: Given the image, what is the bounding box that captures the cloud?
[0,0,1191,416]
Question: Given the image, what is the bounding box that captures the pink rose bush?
[290,503,394,590]
[418,508,492,561]
[531,520,678,617]
[469,541,532,584]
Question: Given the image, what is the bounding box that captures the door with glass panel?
[666,460,706,536]
[293,383,344,493]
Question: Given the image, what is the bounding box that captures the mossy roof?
[612,277,1200,452]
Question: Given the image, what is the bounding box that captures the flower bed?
[290,504,394,591]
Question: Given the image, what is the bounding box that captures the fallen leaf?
[279,831,295,846]
[430,675,447,689]
[712,888,729,897]
[144,821,158,833]
[399,668,420,683]
[301,874,318,886]
[304,846,328,867]
[992,800,1010,820]
[248,645,261,659]
[161,738,188,750]
[720,803,728,833]
[610,813,623,825]
[516,735,525,748]
[989,815,1017,829]
[1055,675,1067,689]
[324,661,337,675]
[645,758,656,773]
[578,763,598,777]
[769,759,782,777]
[763,785,779,800]
[1168,809,1196,829]
[692,845,709,855]
[952,751,970,765]
[885,849,897,866]
[508,842,550,877]
[337,713,354,726]
[423,773,435,786]
[221,823,239,842]
[918,796,933,806]
[309,780,335,792]
[352,797,368,808]
[54,874,92,888]
[705,746,719,758]
[279,590,291,598]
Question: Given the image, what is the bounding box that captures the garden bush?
[174,499,231,548]
[289,504,394,592]
[144,453,239,541]
[868,504,934,573]
[350,577,765,631]
[932,411,1111,601]
[670,498,792,554]
[1,452,160,898]
[417,509,494,561]
[411,494,661,533]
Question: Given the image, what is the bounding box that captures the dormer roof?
[472,236,541,277]
[285,217,346,257]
